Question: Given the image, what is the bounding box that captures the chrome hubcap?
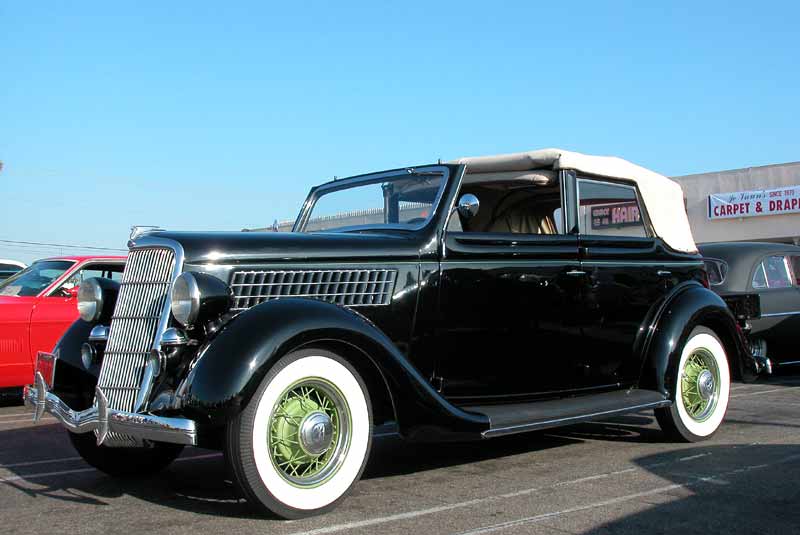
[299,411,334,455]
[697,370,715,400]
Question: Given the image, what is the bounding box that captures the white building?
[672,161,800,246]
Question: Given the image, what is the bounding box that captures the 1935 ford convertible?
[25,148,764,518]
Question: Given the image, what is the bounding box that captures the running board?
[463,389,671,439]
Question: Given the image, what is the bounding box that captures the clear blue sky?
[1,2,798,263]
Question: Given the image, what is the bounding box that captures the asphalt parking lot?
[2,375,799,535]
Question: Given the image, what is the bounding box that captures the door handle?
[657,270,672,277]
[566,270,586,277]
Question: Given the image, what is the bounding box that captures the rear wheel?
[656,326,731,442]
[68,432,184,477]
[225,348,372,519]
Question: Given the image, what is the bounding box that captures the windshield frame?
[293,165,451,233]
[0,259,78,297]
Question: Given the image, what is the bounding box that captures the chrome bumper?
[24,372,197,446]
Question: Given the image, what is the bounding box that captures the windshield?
[300,173,446,233]
[0,260,75,297]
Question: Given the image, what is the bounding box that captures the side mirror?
[457,194,480,220]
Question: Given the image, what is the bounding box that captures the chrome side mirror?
[457,194,480,220]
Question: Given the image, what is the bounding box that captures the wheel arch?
[180,298,487,440]
[638,282,756,398]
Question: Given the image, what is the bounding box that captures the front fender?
[639,282,756,397]
[181,298,488,440]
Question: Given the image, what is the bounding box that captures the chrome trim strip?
[759,311,800,318]
[24,374,196,446]
[482,400,671,438]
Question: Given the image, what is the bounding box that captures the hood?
[137,231,422,265]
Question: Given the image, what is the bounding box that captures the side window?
[703,259,728,286]
[791,256,800,286]
[50,263,125,297]
[577,179,648,238]
[762,255,792,288]
[752,255,793,289]
[448,176,565,235]
[752,262,768,289]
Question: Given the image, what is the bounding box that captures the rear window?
[703,259,728,286]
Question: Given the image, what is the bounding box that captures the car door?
[575,174,703,389]
[751,254,800,361]
[434,170,585,402]
[0,296,36,388]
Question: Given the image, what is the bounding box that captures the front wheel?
[656,326,731,442]
[225,348,373,519]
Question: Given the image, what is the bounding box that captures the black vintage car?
[26,148,763,518]
[700,241,800,371]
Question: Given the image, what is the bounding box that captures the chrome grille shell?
[95,238,183,446]
[230,269,397,310]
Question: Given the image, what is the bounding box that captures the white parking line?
[0,453,222,485]
[0,456,82,470]
[731,388,792,399]
[283,448,799,535]
[282,446,742,535]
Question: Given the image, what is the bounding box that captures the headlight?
[170,272,201,327]
[77,278,104,322]
[170,272,232,328]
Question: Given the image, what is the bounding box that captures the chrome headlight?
[77,278,104,322]
[170,272,232,328]
[170,272,201,327]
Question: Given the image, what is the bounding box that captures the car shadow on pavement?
[0,422,583,519]
[582,444,800,535]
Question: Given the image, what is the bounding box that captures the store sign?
[708,185,800,220]
[591,201,641,229]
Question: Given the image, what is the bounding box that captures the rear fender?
[639,282,756,398]
[181,298,488,440]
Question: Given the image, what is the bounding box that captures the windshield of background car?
[0,260,75,296]
[301,173,446,232]
[0,263,23,281]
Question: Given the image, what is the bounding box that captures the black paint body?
[51,163,757,446]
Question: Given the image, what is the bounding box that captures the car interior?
[448,170,562,234]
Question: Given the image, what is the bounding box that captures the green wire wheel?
[680,348,721,422]
[268,379,351,487]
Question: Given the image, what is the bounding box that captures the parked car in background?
[27,148,764,519]
[0,259,26,281]
[699,241,800,371]
[0,255,126,390]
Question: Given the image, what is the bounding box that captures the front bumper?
[24,372,197,446]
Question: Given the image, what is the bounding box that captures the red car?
[0,255,126,390]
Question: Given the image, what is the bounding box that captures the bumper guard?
[24,372,197,446]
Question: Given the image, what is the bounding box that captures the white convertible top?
[452,148,697,253]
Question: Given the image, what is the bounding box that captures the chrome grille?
[230,269,397,310]
[96,247,177,446]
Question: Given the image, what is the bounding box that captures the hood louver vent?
[230,269,397,311]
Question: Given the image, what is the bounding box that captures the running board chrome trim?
[462,389,671,439]
[481,400,671,438]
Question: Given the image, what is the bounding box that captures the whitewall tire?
[656,326,731,442]
[225,348,372,518]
